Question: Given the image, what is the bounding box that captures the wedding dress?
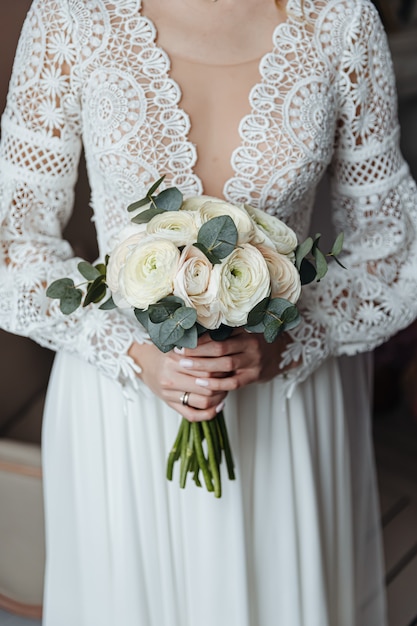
[1,1,417,625]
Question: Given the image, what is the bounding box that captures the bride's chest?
[74,6,340,232]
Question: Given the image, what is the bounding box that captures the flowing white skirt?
[41,352,387,626]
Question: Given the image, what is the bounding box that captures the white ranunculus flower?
[145,210,198,247]
[180,195,219,212]
[106,229,147,307]
[244,204,298,256]
[118,237,180,309]
[216,243,271,327]
[173,245,222,329]
[199,199,256,244]
[257,244,301,304]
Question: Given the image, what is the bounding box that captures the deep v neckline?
[136,0,297,199]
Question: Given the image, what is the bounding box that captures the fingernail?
[180,358,193,368]
[215,400,225,413]
[195,378,209,387]
[174,347,185,355]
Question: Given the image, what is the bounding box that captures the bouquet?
[47,176,344,497]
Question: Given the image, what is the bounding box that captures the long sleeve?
[0,0,147,389]
[281,0,417,393]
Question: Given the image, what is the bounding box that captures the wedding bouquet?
[47,176,344,497]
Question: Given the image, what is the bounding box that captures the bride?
[1,0,417,624]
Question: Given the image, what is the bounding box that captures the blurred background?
[0,2,416,625]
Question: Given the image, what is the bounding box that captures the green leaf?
[46,278,75,299]
[148,300,182,324]
[173,306,198,330]
[154,187,183,211]
[147,175,166,197]
[281,304,301,331]
[246,297,270,326]
[134,308,150,330]
[313,247,328,281]
[78,261,101,281]
[94,263,107,276]
[263,320,283,343]
[208,325,233,342]
[149,318,180,351]
[331,232,344,256]
[127,196,151,212]
[299,258,317,285]
[193,242,221,265]
[99,296,117,310]
[295,237,313,270]
[83,275,106,306]
[176,325,198,349]
[60,288,83,315]
[197,215,237,260]
[131,206,165,224]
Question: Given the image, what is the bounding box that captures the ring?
[180,391,190,406]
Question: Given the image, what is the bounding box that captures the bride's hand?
[128,341,228,422]
[173,329,300,393]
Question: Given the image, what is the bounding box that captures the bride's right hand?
[128,341,227,422]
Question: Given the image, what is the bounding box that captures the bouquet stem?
[166,411,235,498]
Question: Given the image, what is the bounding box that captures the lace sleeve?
[0,0,148,389]
[281,0,417,395]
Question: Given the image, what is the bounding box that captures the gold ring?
[180,391,190,406]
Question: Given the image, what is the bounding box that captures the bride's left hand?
[174,329,300,393]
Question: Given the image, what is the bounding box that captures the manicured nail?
[195,378,209,387]
[180,358,193,368]
[215,400,225,413]
[174,347,185,355]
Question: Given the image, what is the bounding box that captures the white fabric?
[1,0,417,624]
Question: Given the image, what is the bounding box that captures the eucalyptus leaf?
[94,263,107,276]
[299,258,317,285]
[83,275,106,306]
[197,215,237,260]
[176,325,198,349]
[99,296,117,310]
[134,308,150,330]
[331,232,344,256]
[208,325,233,342]
[148,319,176,353]
[159,318,186,346]
[148,300,182,324]
[154,187,183,211]
[246,297,270,326]
[46,278,75,299]
[295,237,313,270]
[172,306,197,330]
[131,206,165,224]
[313,247,328,281]
[147,175,166,197]
[127,197,151,212]
[263,320,283,343]
[60,288,83,315]
[78,261,101,281]
[193,242,221,265]
[281,305,301,331]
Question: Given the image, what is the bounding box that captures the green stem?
[216,410,235,480]
[202,421,222,498]
[166,418,186,481]
[192,423,214,492]
[180,420,194,489]
[208,417,221,465]
[179,419,191,489]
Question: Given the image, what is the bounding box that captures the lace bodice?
[1,0,417,391]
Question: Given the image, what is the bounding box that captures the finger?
[194,369,255,392]
[168,390,226,411]
[169,398,227,422]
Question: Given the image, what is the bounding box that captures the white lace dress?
[1,1,417,625]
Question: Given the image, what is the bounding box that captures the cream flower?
[257,244,301,304]
[106,228,147,307]
[215,244,271,327]
[173,245,222,329]
[145,210,198,246]
[118,237,180,309]
[244,204,298,256]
